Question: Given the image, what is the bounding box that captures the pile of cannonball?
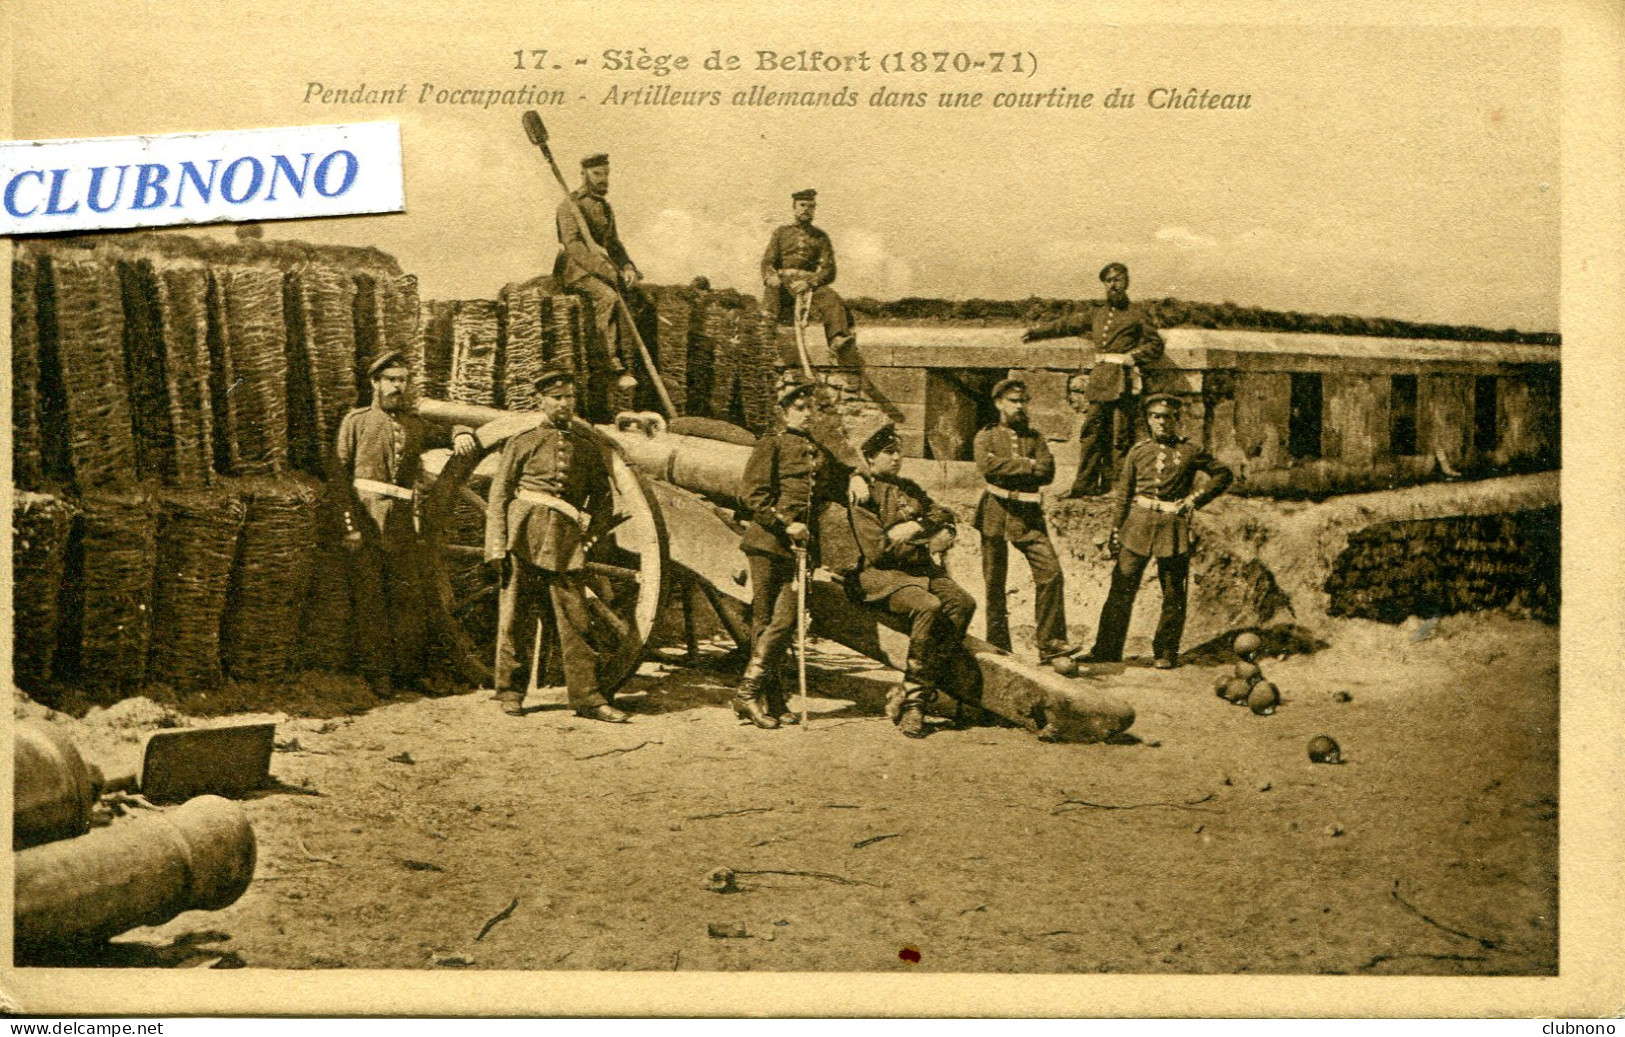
[1213,631,1280,715]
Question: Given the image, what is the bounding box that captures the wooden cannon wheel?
[416,419,670,699]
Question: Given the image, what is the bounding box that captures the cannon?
[414,400,1134,743]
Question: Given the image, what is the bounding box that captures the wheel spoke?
[453,584,497,613]
[443,543,484,559]
[584,590,632,644]
[460,486,486,511]
[585,560,641,582]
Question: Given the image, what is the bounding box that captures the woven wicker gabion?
[416,301,458,402]
[213,267,290,477]
[699,300,747,421]
[12,492,75,691]
[64,490,158,689]
[155,266,217,487]
[117,258,179,484]
[450,300,501,407]
[739,310,779,434]
[648,286,694,414]
[148,486,247,691]
[12,254,45,491]
[384,274,420,361]
[290,267,362,463]
[501,284,549,413]
[42,256,136,492]
[221,476,320,681]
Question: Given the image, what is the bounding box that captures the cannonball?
[1233,632,1262,659]
[1214,674,1231,698]
[1050,654,1079,678]
[1307,735,1342,764]
[1223,678,1253,704]
[1233,660,1262,683]
[1247,681,1280,715]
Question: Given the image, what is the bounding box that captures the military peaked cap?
[535,364,577,394]
[581,153,610,169]
[777,371,818,408]
[860,423,901,458]
[1144,393,1184,411]
[1099,262,1129,281]
[991,377,1028,400]
[367,351,410,379]
[791,188,817,201]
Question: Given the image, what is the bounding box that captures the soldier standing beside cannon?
[974,377,1077,663]
[847,423,975,738]
[1024,262,1166,498]
[761,188,856,352]
[484,366,626,722]
[334,351,478,699]
[554,152,645,393]
[1082,394,1233,670]
[735,372,855,730]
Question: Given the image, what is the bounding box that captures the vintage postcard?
[2,0,1620,1020]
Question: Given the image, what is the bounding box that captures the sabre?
[521,110,676,419]
[793,543,810,729]
[792,290,817,381]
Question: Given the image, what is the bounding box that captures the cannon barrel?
[15,794,256,959]
[417,399,1135,742]
[14,723,103,850]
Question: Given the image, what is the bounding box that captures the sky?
[10,3,1561,331]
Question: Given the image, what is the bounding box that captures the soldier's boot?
[732,663,779,730]
[765,666,800,726]
[897,681,932,738]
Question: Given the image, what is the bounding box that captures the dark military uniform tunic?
[972,422,1069,653]
[1088,435,1233,665]
[849,476,975,697]
[739,426,850,678]
[333,403,432,683]
[554,186,644,386]
[760,223,853,345]
[1030,300,1167,496]
[484,419,615,711]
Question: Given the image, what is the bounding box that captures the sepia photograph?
[3,0,1620,1020]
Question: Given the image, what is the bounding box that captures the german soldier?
[735,371,855,729]
[1025,262,1166,497]
[848,423,975,738]
[761,188,856,351]
[334,351,478,698]
[553,152,644,393]
[484,366,625,721]
[974,377,1076,661]
[1083,394,1233,669]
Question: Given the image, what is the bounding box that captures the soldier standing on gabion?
[1083,394,1232,670]
[735,372,855,730]
[484,366,626,722]
[1024,262,1166,497]
[553,152,644,393]
[974,378,1077,662]
[847,423,975,738]
[761,188,856,351]
[334,351,478,698]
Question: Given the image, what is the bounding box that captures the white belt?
[518,489,587,529]
[353,478,414,501]
[985,485,1042,504]
[1135,496,1184,514]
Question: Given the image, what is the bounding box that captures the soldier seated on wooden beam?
[846,420,975,739]
[760,187,856,352]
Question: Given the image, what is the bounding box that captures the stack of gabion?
[117,259,179,484]
[414,301,458,402]
[648,286,694,414]
[289,266,362,468]
[297,543,355,673]
[12,492,75,690]
[149,487,247,691]
[739,311,780,433]
[213,267,290,477]
[1214,632,1280,715]
[697,300,747,421]
[1325,509,1560,623]
[222,476,320,681]
[67,490,158,689]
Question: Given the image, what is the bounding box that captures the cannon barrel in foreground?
[15,795,256,958]
[417,401,1134,742]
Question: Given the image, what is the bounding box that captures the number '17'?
[513,49,548,69]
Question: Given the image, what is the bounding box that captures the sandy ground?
[20,607,1557,975]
